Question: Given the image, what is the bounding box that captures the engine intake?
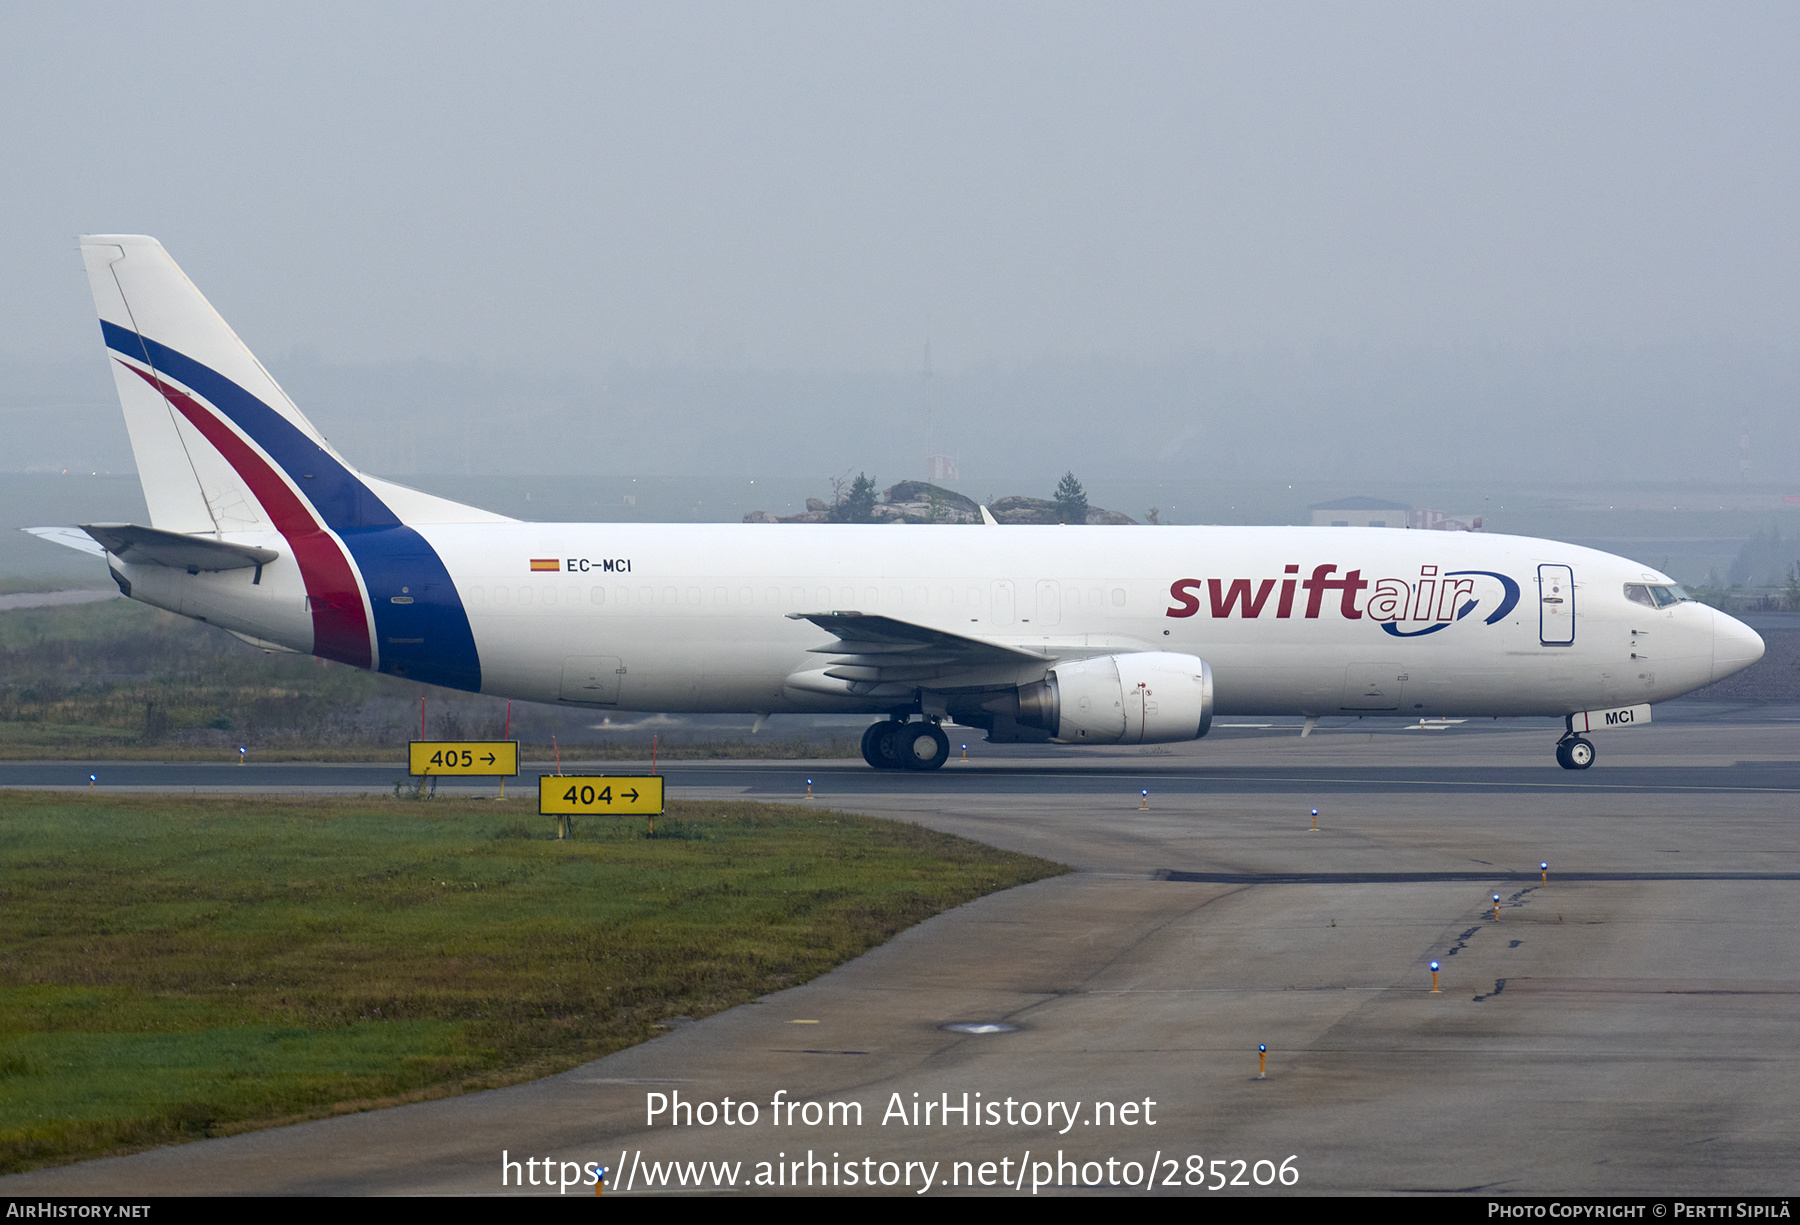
[1012,652,1214,744]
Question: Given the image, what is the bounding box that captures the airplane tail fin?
[76,236,499,690]
[78,235,508,533]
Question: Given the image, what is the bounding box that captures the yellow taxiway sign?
[538,775,664,815]
[408,741,520,776]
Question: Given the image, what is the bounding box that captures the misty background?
[4,3,1799,590]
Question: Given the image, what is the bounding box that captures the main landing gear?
[861,718,950,771]
[1555,733,1596,770]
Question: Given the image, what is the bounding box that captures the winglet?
[979,505,999,526]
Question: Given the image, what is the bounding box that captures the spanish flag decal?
[529,558,560,572]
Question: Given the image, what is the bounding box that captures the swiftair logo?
[1166,564,1520,639]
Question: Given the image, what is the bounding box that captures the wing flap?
[787,610,1053,691]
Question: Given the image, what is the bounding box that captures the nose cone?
[1712,609,1766,683]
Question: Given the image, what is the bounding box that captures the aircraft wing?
[787,609,1050,686]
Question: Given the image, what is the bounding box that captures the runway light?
[1430,960,1441,993]
[961,743,967,762]
[1141,788,1149,811]
[1310,807,1319,833]
[88,773,96,790]
[1541,861,1550,884]
[238,746,246,765]
[1257,1044,1268,1079]
[1493,893,1502,921]
[805,778,813,800]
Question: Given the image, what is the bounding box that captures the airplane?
[28,235,1766,773]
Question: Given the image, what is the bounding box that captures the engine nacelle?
[1015,652,1214,744]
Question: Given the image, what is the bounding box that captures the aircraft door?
[560,655,624,704]
[1538,565,1575,646]
[990,580,1016,626]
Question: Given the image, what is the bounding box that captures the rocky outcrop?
[989,496,1138,525]
[744,480,1137,525]
[868,481,981,524]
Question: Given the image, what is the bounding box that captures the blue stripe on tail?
[101,321,483,692]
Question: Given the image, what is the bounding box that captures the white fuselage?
[118,522,1760,721]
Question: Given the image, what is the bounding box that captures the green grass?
[0,792,1066,1172]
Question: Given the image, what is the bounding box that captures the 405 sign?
[408,741,519,776]
[539,775,664,816]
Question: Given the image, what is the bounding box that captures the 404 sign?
[539,775,664,815]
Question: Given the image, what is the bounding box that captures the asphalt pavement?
[4,713,1798,1196]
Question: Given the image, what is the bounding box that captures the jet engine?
[1007,652,1214,744]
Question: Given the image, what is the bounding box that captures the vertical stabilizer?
[75,235,499,691]
[81,237,229,532]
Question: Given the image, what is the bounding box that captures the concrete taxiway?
[4,712,1798,1196]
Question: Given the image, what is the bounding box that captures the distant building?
[1308,496,1479,531]
[1308,496,1411,528]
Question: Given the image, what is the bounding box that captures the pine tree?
[844,472,878,523]
[1053,471,1088,524]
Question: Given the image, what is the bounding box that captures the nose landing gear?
[1555,735,1595,770]
[860,718,950,771]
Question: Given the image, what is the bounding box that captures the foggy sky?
[4,2,1797,373]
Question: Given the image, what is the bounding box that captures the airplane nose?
[1711,608,1765,683]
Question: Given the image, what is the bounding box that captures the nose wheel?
[1555,736,1595,770]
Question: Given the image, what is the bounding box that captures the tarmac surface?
[4,708,1799,1196]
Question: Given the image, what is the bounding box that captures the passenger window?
[590,587,605,605]
[1624,584,1655,608]
[1111,588,1127,607]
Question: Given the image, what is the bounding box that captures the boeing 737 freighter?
[29,236,1766,772]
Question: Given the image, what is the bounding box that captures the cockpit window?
[1625,583,1692,608]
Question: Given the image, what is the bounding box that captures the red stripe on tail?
[119,362,373,668]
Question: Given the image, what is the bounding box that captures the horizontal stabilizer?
[78,523,278,572]
[22,526,107,558]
